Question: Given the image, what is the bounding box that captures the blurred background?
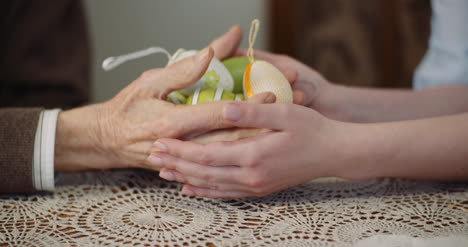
[84,0,269,102]
[85,0,431,103]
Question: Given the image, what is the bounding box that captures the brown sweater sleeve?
[0,108,43,193]
[0,1,90,193]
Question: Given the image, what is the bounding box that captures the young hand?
[149,102,357,198]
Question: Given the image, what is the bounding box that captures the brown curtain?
[270,0,431,88]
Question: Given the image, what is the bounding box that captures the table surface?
[1,169,467,246]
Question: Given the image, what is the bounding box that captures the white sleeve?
[33,109,61,191]
[413,0,468,89]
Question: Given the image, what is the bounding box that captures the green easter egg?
[186,88,240,105]
[204,70,221,88]
[222,56,251,94]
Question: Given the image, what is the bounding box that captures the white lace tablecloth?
[1,169,467,246]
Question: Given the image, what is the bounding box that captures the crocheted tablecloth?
[1,169,467,246]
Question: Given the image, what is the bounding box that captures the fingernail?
[147,156,163,166]
[265,93,276,103]
[224,103,242,121]
[196,47,211,62]
[153,141,168,152]
[159,170,175,181]
[182,188,195,196]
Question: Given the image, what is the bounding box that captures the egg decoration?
[100,46,235,105]
[243,60,293,103]
[242,19,293,103]
[167,49,234,95]
[101,19,292,106]
[186,87,244,105]
[222,56,252,94]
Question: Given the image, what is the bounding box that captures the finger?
[210,25,243,60]
[148,152,241,183]
[159,168,249,192]
[292,79,318,106]
[181,184,252,199]
[283,70,298,85]
[148,47,214,100]
[293,89,306,105]
[153,138,259,167]
[187,128,262,145]
[247,92,276,104]
[165,100,240,138]
[223,102,293,130]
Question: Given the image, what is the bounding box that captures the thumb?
[210,25,243,60]
[223,102,288,130]
[247,92,276,104]
[145,47,214,100]
[292,79,318,107]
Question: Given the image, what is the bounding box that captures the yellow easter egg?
[243,61,293,103]
[186,87,244,105]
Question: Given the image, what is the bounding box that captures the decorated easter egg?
[186,87,244,105]
[168,49,234,95]
[222,56,252,94]
[243,60,293,103]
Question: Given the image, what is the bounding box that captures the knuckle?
[244,172,266,188]
[243,157,259,168]
[200,172,213,182]
[198,149,215,165]
[156,117,178,138]
[163,156,176,170]
[139,69,161,81]
[241,147,262,168]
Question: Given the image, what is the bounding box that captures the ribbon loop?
[247,19,260,63]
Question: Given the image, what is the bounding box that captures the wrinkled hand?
[149,103,355,198]
[54,26,246,172]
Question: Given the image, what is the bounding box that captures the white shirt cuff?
[33,109,61,191]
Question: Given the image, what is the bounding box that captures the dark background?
[269,0,432,88]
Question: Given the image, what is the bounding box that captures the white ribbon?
[102,47,171,71]
[192,87,201,105]
[214,87,224,101]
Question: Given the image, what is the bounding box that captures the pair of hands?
[139,27,359,198]
[53,26,306,172]
[56,25,348,199]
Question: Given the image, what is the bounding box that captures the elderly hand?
[53,26,247,172]
[149,102,360,198]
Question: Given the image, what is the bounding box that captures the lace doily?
[1,169,467,246]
